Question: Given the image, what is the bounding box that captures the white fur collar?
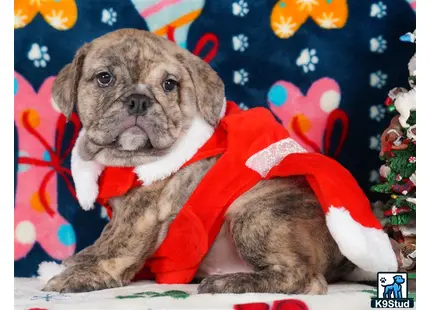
[71,100,226,210]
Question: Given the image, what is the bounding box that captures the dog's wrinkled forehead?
[84,33,178,82]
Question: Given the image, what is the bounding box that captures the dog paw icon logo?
[371,272,414,308]
[378,273,406,299]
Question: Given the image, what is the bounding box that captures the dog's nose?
[124,94,152,116]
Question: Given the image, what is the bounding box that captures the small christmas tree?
[371,30,416,271]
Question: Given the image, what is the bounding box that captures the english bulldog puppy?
[42,29,387,294]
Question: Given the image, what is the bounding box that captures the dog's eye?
[163,79,178,92]
[96,72,113,87]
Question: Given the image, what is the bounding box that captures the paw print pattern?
[100,207,109,221]
[27,43,50,68]
[296,48,319,73]
[232,0,249,17]
[239,102,249,110]
[370,71,388,89]
[369,170,380,183]
[101,8,117,26]
[369,134,381,150]
[370,1,387,19]
[232,34,249,52]
[370,35,387,53]
[369,104,386,121]
[233,69,249,85]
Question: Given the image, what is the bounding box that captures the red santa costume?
[39,101,397,284]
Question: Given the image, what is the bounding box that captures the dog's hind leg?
[198,178,345,294]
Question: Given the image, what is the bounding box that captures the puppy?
[43,29,357,294]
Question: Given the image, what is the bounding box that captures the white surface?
[15,277,388,310]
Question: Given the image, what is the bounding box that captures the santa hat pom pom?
[37,261,66,285]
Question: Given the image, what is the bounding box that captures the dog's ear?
[52,43,90,120]
[175,52,225,126]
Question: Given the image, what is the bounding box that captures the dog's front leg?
[43,185,165,293]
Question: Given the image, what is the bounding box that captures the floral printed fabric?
[14,0,415,276]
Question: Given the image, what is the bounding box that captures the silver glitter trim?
[245,138,307,177]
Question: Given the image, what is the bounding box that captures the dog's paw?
[62,246,98,268]
[42,264,118,293]
[197,275,231,294]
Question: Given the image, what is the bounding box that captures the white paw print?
[370,35,387,53]
[232,0,249,17]
[101,8,117,26]
[369,134,381,151]
[296,48,319,73]
[370,70,388,89]
[239,102,249,110]
[28,43,50,68]
[233,69,249,85]
[370,1,387,19]
[369,170,380,183]
[100,207,109,220]
[232,34,249,52]
[369,104,386,121]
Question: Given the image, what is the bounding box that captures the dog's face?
[53,29,224,165]
[393,275,405,284]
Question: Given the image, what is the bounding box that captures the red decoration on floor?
[234,302,270,310]
[234,299,309,310]
[273,299,309,310]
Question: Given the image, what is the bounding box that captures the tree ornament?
[394,89,416,128]
[379,165,391,179]
[407,124,416,141]
[384,97,393,107]
[408,156,416,163]
[392,178,415,195]
[388,105,396,112]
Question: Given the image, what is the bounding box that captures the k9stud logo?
[371,272,414,308]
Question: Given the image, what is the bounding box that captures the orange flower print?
[271,0,348,39]
[14,0,77,31]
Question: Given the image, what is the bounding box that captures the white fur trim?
[134,99,227,185]
[135,116,214,185]
[245,138,307,177]
[37,261,66,285]
[326,207,397,272]
[71,99,226,204]
[71,129,105,210]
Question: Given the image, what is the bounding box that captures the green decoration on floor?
[116,290,190,300]
[361,289,377,297]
